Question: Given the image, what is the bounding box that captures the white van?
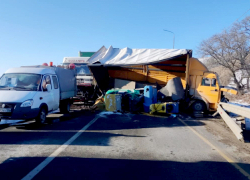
[0,66,77,124]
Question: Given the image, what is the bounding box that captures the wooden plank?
[185,54,190,86]
[185,54,190,97]
[148,66,186,71]
[158,60,186,64]
[148,68,185,73]
[150,63,186,67]
[217,105,243,140]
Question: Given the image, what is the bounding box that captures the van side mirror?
[46,84,52,92]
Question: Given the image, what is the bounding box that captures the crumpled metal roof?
[88,46,191,66]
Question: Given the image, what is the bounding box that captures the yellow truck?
[88,46,236,112]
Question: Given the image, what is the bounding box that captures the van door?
[196,73,220,109]
[51,75,60,110]
[41,75,54,111]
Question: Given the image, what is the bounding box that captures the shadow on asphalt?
[12,110,94,130]
[0,111,205,146]
[0,157,249,180]
[0,124,9,130]
[0,131,144,145]
[0,112,146,146]
[87,113,205,131]
[0,110,90,131]
[0,111,206,131]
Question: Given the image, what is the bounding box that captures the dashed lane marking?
[21,115,99,180]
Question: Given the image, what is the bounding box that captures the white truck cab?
[62,57,97,104]
[62,57,94,86]
[0,66,76,124]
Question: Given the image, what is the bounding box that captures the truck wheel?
[192,100,206,112]
[35,108,47,125]
[60,101,71,114]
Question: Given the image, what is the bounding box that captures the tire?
[191,100,206,112]
[35,108,47,125]
[60,101,71,114]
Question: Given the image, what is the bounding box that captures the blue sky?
[0,0,250,75]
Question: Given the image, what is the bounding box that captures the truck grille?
[77,78,92,86]
[0,103,16,117]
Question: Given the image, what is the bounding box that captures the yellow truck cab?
[189,71,221,111]
[196,72,221,111]
[188,58,237,112]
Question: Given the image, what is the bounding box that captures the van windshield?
[62,63,91,76]
[76,65,91,76]
[0,73,42,91]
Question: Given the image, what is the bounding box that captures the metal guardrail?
[217,104,243,140]
[217,102,250,140]
[219,102,250,119]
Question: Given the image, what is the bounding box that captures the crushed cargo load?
[159,77,184,101]
[88,46,237,115]
[104,88,143,113]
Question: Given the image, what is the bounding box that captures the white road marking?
[5,130,105,133]
[0,119,24,125]
[21,115,99,180]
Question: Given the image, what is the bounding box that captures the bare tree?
[198,16,250,94]
[232,17,250,89]
[210,66,232,86]
[199,31,242,92]
[233,16,250,39]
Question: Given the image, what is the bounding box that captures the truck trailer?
[88,46,237,112]
[0,65,77,124]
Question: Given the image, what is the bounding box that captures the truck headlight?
[21,100,34,107]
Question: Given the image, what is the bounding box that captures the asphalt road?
[0,110,249,180]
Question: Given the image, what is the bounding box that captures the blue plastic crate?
[143,103,151,113]
[144,86,157,105]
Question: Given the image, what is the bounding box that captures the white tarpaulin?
[88,46,190,66]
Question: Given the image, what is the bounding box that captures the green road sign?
[79,51,95,57]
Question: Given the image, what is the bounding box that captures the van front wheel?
[35,108,47,124]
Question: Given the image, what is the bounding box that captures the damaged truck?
[87,46,237,113]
